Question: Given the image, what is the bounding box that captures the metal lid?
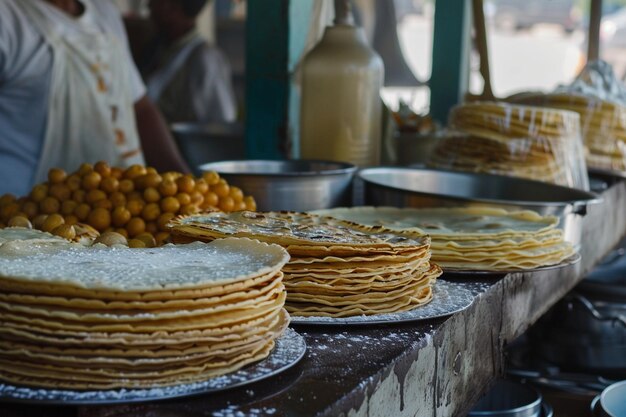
[360,167,601,208]
[199,160,357,177]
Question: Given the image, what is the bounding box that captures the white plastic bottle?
[299,0,384,167]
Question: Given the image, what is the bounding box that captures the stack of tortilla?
[169,211,441,318]
[512,93,626,172]
[428,102,588,189]
[0,229,290,390]
[315,207,576,271]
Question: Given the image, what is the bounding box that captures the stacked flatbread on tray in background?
[0,228,290,390]
[315,207,576,271]
[511,93,626,172]
[169,211,442,318]
[428,101,589,190]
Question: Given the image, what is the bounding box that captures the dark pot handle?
[569,293,626,327]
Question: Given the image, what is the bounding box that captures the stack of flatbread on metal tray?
[0,228,289,389]
[315,207,576,271]
[169,211,442,318]
[511,93,626,172]
[428,101,588,189]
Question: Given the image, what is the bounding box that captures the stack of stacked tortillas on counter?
[511,93,626,172]
[315,207,576,271]
[428,101,589,190]
[0,228,290,389]
[169,211,442,318]
[510,61,626,172]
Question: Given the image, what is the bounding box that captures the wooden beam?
[245,0,314,159]
[429,0,472,123]
[472,0,494,100]
[588,0,603,61]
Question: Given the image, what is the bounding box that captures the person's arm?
[134,95,191,173]
[190,48,237,123]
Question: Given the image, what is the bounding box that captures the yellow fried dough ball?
[48,168,67,184]
[202,171,220,185]
[32,214,48,230]
[88,207,111,232]
[52,224,76,240]
[160,196,180,214]
[8,216,32,229]
[7,162,258,245]
[128,238,146,248]
[40,197,60,215]
[42,214,65,233]
[94,161,112,178]
[112,206,131,227]
[126,217,146,238]
[30,184,48,203]
[100,177,119,194]
[94,231,128,247]
[135,232,156,248]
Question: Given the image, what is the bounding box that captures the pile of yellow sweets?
[0,162,256,248]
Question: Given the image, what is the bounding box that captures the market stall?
[0,174,622,416]
[1,0,626,416]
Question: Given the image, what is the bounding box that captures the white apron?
[18,0,145,183]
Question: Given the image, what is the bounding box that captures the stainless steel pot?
[198,160,356,212]
[359,167,602,247]
[592,380,626,417]
[469,380,543,417]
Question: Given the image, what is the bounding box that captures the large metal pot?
[199,160,356,212]
[533,247,626,375]
[359,167,601,247]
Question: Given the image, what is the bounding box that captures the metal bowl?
[599,380,626,417]
[171,123,245,176]
[199,160,357,211]
[469,380,543,417]
[359,167,602,247]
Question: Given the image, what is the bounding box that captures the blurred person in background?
[0,0,189,196]
[141,0,237,124]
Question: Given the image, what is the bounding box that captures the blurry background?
[112,0,626,114]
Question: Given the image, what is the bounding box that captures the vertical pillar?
[245,0,314,159]
[587,0,603,61]
[429,0,472,124]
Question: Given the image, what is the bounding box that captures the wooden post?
[472,0,494,100]
[588,0,603,61]
[429,0,472,124]
[245,0,314,159]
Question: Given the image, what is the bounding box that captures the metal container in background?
[592,380,626,417]
[600,380,626,417]
[198,160,356,212]
[469,380,543,417]
[395,132,440,166]
[532,245,626,375]
[171,123,245,176]
[359,167,601,247]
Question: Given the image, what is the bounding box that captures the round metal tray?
[441,253,581,278]
[0,328,306,405]
[289,279,474,326]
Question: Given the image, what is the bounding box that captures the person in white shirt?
[141,0,237,124]
[0,0,190,196]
